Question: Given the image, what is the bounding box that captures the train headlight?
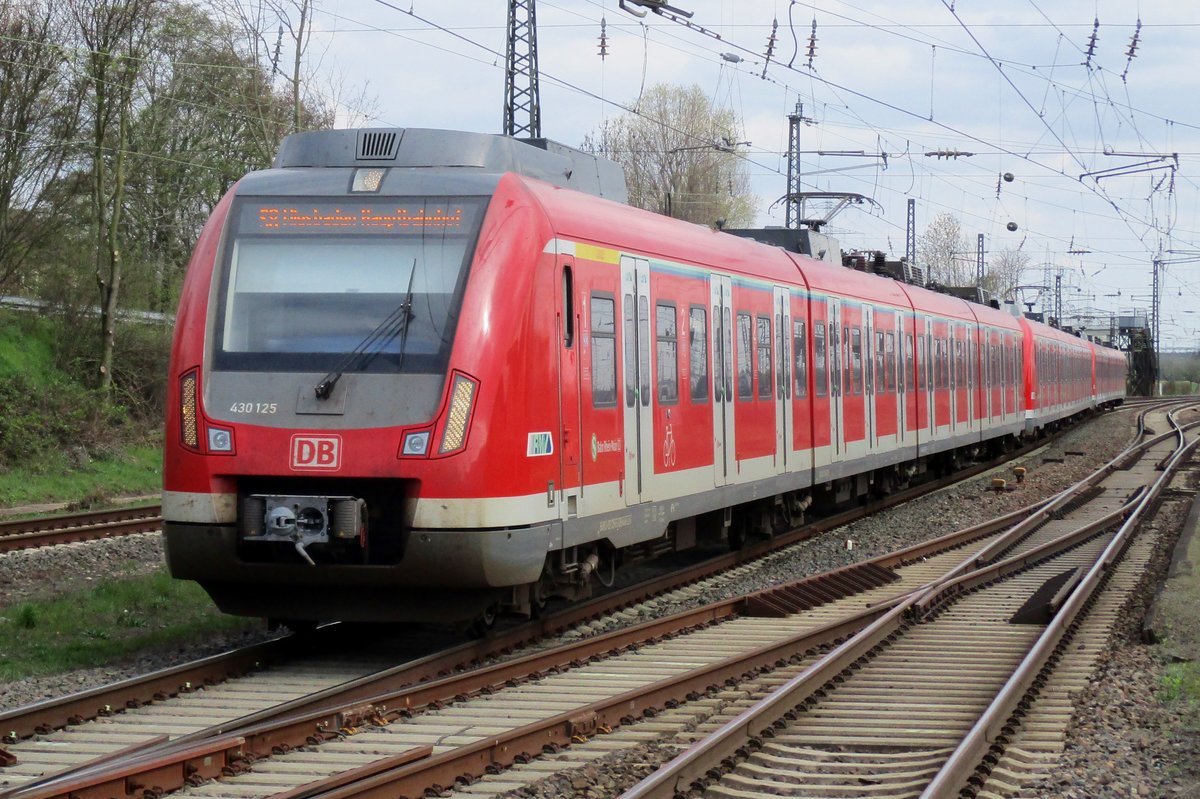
[180,369,199,450]
[352,168,387,192]
[438,373,478,455]
[207,425,234,453]
[401,431,430,457]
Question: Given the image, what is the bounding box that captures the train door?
[711,275,735,487]
[620,256,653,505]
[947,321,958,435]
[925,316,935,436]
[954,323,969,432]
[895,313,908,452]
[556,256,581,513]
[774,287,792,469]
[962,324,975,433]
[829,298,845,461]
[864,307,876,449]
[991,330,1002,420]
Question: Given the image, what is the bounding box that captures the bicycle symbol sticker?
[662,424,677,468]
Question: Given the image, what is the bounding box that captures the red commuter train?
[163,128,1127,625]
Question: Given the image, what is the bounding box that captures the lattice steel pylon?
[504,0,541,138]
[785,100,804,229]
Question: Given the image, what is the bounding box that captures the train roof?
[269,128,628,203]
[521,176,812,288]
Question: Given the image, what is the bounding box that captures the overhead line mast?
[503,0,541,138]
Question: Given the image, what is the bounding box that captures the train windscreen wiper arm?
[314,262,416,400]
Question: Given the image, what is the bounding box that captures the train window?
[793,320,807,397]
[905,333,914,392]
[689,306,708,402]
[624,294,636,408]
[639,296,651,407]
[968,336,974,389]
[757,316,773,400]
[814,321,827,397]
[737,312,753,400]
[723,307,733,401]
[562,267,574,348]
[932,339,941,390]
[886,332,896,393]
[590,295,617,407]
[917,336,926,391]
[850,328,863,395]
[656,302,678,404]
[842,327,852,395]
[776,311,788,400]
[875,331,886,394]
[939,337,948,390]
[957,338,965,389]
[712,305,723,402]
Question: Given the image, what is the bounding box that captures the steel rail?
[617,406,1189,799]
[0,506,162,553]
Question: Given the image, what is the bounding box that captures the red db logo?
[290,435,342,470]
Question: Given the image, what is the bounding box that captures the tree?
[984,245,1029,302]
[123,2,310,313]
[917,212,973,287]
[584,84,755,228]
[69,0,160,392]
[0,2,80,291]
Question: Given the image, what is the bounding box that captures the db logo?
[290,435,342,470]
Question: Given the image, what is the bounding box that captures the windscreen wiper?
[314,261,416,400]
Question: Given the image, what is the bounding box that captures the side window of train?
[905,333,914,392]
[562,266,574,348]
[711,304,723,402]
[737,312,753,400]
[623,293,636,407]
[793,319,807,397]
[939,337,948,390]
[775,310,786,400]
[756,316,773,400]
[655,302,678,404]
[875,331,886,394]
[830,325,841,396]
[689,306,708,402]
[842,327,851,395]
[590,294,617,407]
[850,327,863,395]
[886,332,896,393]
[814,321,827,397]
[916,335,926,390]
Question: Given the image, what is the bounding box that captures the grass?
[0,444,161,508]
[0,570,256,681]
[1160,662,1200,702]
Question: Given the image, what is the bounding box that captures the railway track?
[0,403,1179,799]
[0,505,162,554]
[621,402,1198,799]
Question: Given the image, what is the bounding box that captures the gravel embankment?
[0,533,275,710]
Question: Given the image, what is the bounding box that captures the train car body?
[163,128,1125,624]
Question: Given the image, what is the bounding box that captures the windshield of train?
[213,197,486,374]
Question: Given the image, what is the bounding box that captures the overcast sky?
[299,0,1199,348]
